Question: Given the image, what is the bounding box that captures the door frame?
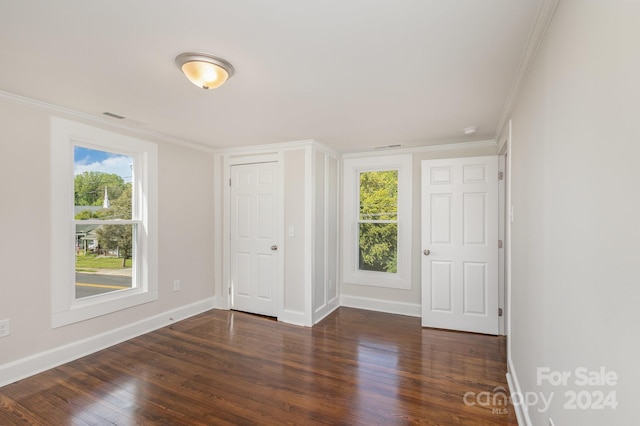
[498,152,506,335]
[222,152,284,319]
[498,120,513,340]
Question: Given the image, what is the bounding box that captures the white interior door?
[421,156,499,334]
[230,162,280,317]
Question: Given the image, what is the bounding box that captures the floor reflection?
[0,308,516,425]
[355,338,400,419]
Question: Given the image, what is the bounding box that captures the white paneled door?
[421,156,499,335]
[230,162,280,317]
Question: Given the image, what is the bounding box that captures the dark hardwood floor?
[0,308,517,425]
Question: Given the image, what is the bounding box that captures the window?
[52,118,158,327]
[358,170,398,273]
[343,155,412,289]
[74,147,135,299]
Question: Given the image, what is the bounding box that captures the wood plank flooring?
[0,308,518,425]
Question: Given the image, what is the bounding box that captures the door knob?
[423,249,430,256]
[271,245,278,251]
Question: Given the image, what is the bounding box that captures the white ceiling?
[0,0,541,153]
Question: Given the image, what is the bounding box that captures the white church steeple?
[102,186,110,209]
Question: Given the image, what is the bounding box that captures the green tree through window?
[358,170,398,273]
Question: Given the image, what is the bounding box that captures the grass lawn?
[76,254,130,271]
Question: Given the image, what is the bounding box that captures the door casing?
[222,153,284,319]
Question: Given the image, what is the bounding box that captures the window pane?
[359,170,398,221]
[75,223,135,299]
[358,222,397,273]
[74,146,133,220]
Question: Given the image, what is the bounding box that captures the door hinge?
[498,239,503,248]
[228,287,231,295]
[499,308,503,317]
[498,171,504,180]
[229,178,231,187]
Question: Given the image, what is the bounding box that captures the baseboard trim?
[313,300,340,325]
[213,296,227,310]
[507,356,530,426]
[340,295,421,317]
[279,309,310,327]
[0,298,215,388]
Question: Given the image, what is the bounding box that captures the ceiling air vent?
[102,112,126,120]
[374,143,403,150]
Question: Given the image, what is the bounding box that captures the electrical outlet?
[0,319,10,338]
[173,279,181,292]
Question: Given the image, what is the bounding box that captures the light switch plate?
[0,319,10,338]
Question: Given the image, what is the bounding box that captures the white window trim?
[51,117,158,328]
[342,154,412,289]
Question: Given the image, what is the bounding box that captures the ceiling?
[0,0,542,153]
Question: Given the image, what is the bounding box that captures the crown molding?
[216,139,315,156]
[0,89,342,157]
[1,89,494,159]
[216,138,340,158]
[495,0,560,137]
[342,139,497,159]
[311,140,340,158]
[0,90,216,154]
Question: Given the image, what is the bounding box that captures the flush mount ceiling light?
[175,52,235,90]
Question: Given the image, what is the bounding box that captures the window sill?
[344,270,411,290]
[52,289,158,328]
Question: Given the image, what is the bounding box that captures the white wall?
[312,150,340,324]
[0,97,216,383]
[506,1,640,424]
[282,145,340,326]
[283,148,307,320]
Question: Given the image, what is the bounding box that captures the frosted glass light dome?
[175,52,235,90]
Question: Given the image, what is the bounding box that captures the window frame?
[342,154,412,289]
[51,118,158,328]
